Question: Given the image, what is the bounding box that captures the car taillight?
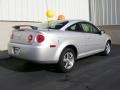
[28,34,33,42]
[36,35,45,43]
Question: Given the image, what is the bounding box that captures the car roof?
[55,19,91,23]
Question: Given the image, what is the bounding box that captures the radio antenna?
[45,0,50,31]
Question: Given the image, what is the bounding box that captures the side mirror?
[97,26,105,35]
[99,30,105,35]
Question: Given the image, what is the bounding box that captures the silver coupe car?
[8,20,111,72]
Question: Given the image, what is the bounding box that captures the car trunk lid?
[10,25,39,45]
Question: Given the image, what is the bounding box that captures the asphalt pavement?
[0,45,120,90]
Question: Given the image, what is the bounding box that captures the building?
[90,0,120,25]
[0,0,89,21]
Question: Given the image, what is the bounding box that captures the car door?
[80,22,105,52]
[66,23,92,55]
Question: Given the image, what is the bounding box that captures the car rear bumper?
[8,43,58,63]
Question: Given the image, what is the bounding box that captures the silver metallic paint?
[8,20,111,63]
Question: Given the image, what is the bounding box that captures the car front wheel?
[58,48,76,73]
[103,41,111,55]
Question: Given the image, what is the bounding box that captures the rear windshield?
[38,21,68,30]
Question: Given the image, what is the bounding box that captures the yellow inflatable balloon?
[46,10,54,18]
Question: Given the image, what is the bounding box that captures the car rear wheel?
[102,41,111,55]
[58,48,76,73]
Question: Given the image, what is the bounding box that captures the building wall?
[90,0,120,26]
[103,26,120,44]
[0,0,89,21]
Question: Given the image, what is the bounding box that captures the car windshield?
[38,20,68,30]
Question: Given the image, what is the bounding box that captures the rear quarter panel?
[42,31,87,62]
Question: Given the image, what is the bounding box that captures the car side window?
[68,24,76,31]
[80,23,100,34]
[66,23,83,32]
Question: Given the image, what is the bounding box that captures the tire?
[9,55,13,59]
[58,48,76,73]
[102,41,111,56]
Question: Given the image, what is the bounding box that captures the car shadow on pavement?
[0,45,119,73]
[0,55,106,73]
[0,57,59,72]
